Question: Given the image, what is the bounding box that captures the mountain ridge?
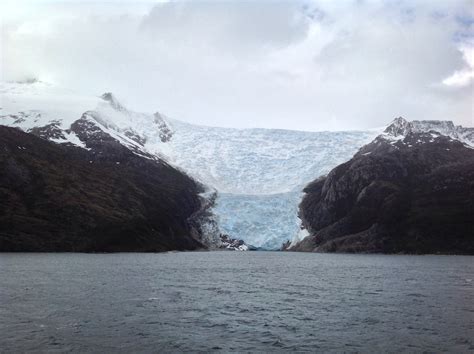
[288,117,474,254]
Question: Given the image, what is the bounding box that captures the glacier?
[164,119,378,248]
[0,81,379,249]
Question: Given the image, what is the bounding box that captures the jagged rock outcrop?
[218,234,256,251]
[0,126,209,252]
[291,117,474,254]
[153,112,173,142]
[100,92,127,112]
[28,120,66,140]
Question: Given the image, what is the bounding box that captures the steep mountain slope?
[1,81,377,248]
[0,126,209,252]
[290,118,474,254]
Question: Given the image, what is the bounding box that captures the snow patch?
[290,227,310,247]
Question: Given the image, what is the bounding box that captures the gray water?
[1,252,473,353]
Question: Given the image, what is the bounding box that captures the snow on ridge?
[381,116,474,147]
[0,81,174,153]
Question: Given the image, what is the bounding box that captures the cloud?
[1,0,473,130]
[141,1,312,53]
[443,45,474,87]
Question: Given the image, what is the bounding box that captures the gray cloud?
[1,0,473,130]
[141,1,312,53]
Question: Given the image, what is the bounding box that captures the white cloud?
[1,0,473,130]
[443,45,474,87]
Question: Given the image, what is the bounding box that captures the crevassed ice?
[165,120,378,248]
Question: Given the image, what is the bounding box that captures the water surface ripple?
[1,252,473,352]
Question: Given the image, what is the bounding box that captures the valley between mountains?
[1,81,473,253]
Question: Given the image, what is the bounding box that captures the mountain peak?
[100,92,127,112]
[384,116,410,136]
[380,117,474,146]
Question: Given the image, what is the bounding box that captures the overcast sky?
[1,0,473,131]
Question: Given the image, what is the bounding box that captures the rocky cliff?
[291,118,474,254]
[0,126,210,252]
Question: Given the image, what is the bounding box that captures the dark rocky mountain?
[0,125,210,252]
[290,118,474,254]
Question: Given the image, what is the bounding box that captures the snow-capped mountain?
[1,81,378,249]
[380,116,474,147]
[290,117,474,254]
